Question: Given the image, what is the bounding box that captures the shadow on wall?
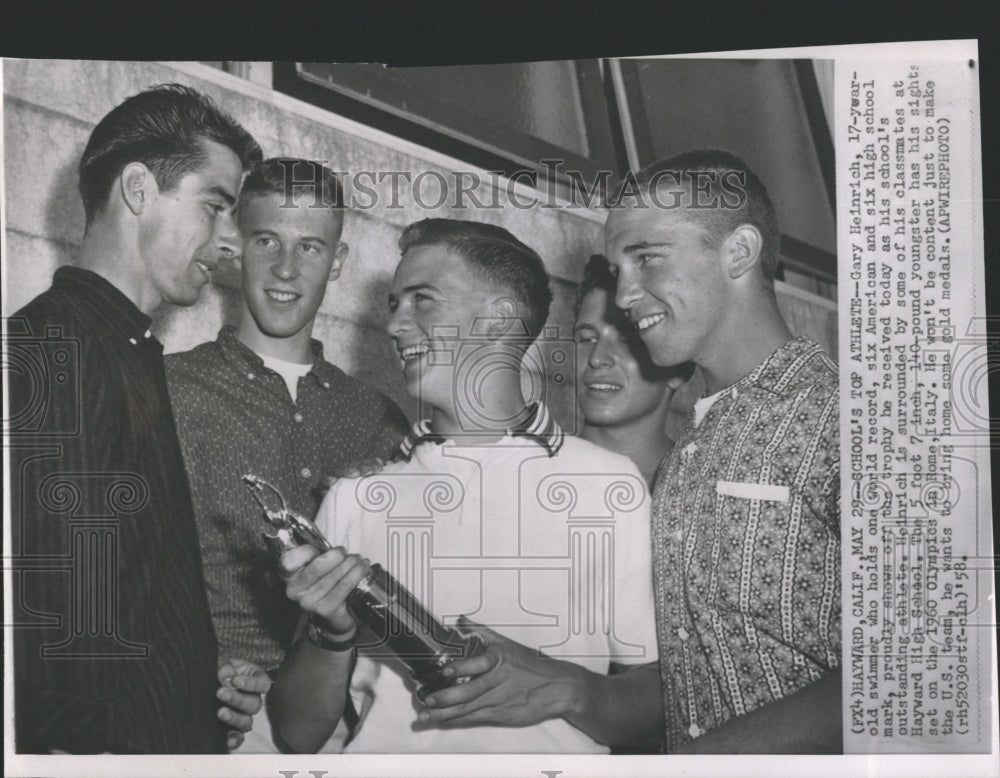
[341,270,418,421]
[45,155,85,251]
[155,257,244,351]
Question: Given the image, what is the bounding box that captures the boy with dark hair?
[270,218,663,753]
[11,83,262,753]
[78,83,261,229]
[166,157,409,752]
[573,254,692,487]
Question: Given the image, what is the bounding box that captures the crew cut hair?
[78,83,262,225]
[239,158,345,215]
[625,149,781,282]
[398,218,553,340]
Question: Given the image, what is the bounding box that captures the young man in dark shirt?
[8,84,264,753]
[166,158,408,751]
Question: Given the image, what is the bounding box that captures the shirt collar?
[398,401,564,460]
[741,336,825,394]
[215,325,339,384]
[688,337,826,426]
[53,266,153,345]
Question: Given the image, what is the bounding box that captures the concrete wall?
[3,59,838,435]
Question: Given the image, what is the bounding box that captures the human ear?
[329,241,349,281]
[484,296,520,340]
[120,162,157,216]
[724,224,763,280]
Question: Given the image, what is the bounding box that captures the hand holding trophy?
[242,474,483,698]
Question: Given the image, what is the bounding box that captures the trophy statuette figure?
[241,473,483,698]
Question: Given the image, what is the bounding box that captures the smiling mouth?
[585,381,623,393]
[194,259,217,277]
[635,312,667,331]
[265,290,300,303]
[398,343,430,366]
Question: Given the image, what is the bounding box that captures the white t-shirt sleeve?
[315,475,366,553]
[609,470,659,666]
[313,475,382,737]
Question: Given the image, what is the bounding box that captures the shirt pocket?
[715,480,790,503]
[697,482,794,627]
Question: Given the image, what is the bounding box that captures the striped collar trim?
[398,402,564,460]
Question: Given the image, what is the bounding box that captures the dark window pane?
[281,61,622,182]
[621,58,837,281]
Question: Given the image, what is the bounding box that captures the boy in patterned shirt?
[605,149,841,753]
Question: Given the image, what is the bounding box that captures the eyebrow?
[399,283,442,296]
[622,240,673,254]
[201,185,237,206]
[245,229,329,248]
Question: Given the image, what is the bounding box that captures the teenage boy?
[166,158,409,751]
[271,219,663,753]
[574,254,692,487]
[11,83,262,753]
[606,149,841,753]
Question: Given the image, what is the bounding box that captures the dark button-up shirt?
[166,326,408,670]
[652,337,841,751]
[9,266,223,753]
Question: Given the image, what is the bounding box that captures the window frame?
[273,61,626,188]
[271,58,838,292]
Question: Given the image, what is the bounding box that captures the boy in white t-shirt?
[271,218,664,753]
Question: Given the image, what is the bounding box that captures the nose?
[271,247,299,281]
[614,265,642,313]
[215,210,242,260]
[386,300,411,339]
[588,336,615,369]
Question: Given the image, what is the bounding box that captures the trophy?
[242,473,484,698]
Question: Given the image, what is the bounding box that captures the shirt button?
[144,329,152,339]
[322,381,331,389]
[247,372,256,380]
[128,337,137,345]
[293,412,303,423]
[688,723,702,739]
[300,467,312,479]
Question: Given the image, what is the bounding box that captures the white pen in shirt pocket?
[716,480,790,503]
